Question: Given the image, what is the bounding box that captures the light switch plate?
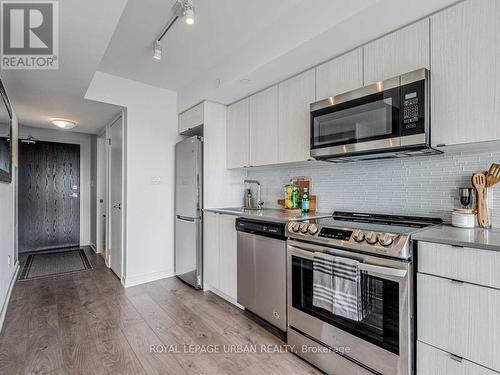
[151,176,162,185]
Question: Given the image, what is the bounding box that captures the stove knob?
[353,230,365,242]
[287,222,295,232]
[308,224,319,235]
[292,222,301,232]
[300,223,309,233]
[365,232,378,244]
[378,233,394,247]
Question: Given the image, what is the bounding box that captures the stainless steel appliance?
[175,136,203,289]
[236,218,287,331]
[458,187,475,209]
[310,68,441,162]
[286,211,441,375]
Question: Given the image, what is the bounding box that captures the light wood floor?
[0,249,321,375]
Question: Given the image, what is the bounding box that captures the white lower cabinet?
[418,342,498,375]
[203,211,220,289]
[203,212,237,302]
[218,214,237,298]
[417,272,500,373]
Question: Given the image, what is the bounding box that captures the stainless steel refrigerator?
[175,136,203,289]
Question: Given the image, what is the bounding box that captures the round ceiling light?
[51,119,77,130]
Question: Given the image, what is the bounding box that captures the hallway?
[0,249,319,375]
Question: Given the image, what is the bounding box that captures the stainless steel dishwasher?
[236,218,287,332]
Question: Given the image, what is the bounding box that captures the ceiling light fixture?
[152,0,196,61]
[51,119,77,130]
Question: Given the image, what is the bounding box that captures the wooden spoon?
[486,163,500,187]
[472,172,488,227]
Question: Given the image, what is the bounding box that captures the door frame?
[102,110,126,284]
[96,128,107,257]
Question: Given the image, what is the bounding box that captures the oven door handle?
[358,263,407,279]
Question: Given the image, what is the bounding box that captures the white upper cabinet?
[249,85,279,167]
[278,69,316,164]
[226,98,250,169]
[179,102,204,134]
[430,0,500,147]
[363,19,430,85]
[316,48,363,100]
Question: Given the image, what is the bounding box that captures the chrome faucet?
[244,180,264,210]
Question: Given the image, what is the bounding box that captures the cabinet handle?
[449,353,463,363]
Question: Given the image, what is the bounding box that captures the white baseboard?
[123,268,174,288]
[89,243,98,253]
[0,262,20,334]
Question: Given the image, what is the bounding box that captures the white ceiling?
[99,0,460,113]
[0,0,127,134]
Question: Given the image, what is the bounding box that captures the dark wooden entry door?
[19,141,80,252]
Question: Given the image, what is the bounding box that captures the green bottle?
[301,188,310,213]
[291,186,300,209]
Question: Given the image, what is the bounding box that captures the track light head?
[153,40,162,60]
[184,6,195,25]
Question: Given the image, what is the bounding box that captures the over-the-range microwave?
[310,68,441,162]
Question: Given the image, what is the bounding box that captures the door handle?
[113,203,121,210]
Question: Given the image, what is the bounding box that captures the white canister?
[451,209,476,228]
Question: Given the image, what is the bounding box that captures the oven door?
[310,83,401,159]
[287,240,413,375]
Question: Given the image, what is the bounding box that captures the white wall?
[0,113,18,333]
[17,125,93,247]
[86,72,180,287]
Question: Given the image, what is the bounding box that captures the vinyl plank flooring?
[0,247,319,375]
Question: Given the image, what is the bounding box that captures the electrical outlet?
[8,255,11,268]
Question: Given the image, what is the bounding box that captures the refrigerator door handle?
[176,216,196,223]
[196,173,200,210]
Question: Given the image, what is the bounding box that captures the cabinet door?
[179,102,204,134]
[418,273,500,372]
[203,212,220,289]
[430,0,500,147]
[363,19,430,85]
[249,85,279,166]
[278,69,316,163]
[218,214,237,299]
[316,48,363,100]
[417,341,497,375]
[226,98,250,169]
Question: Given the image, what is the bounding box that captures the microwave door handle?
[358,264,407,279]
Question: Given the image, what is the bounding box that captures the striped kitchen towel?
[312,252,363,321]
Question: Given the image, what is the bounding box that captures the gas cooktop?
[286,211,442,259]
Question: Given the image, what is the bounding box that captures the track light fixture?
[152,0,195,61]
[153,40,162,60]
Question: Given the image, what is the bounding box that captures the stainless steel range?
[286,211,441,375]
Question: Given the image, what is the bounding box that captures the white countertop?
[204,207,331,223]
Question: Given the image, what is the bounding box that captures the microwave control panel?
[401,79,426,136]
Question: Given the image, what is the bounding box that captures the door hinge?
[107,138,112,146]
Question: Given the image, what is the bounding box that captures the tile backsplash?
[246,150,500,227]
